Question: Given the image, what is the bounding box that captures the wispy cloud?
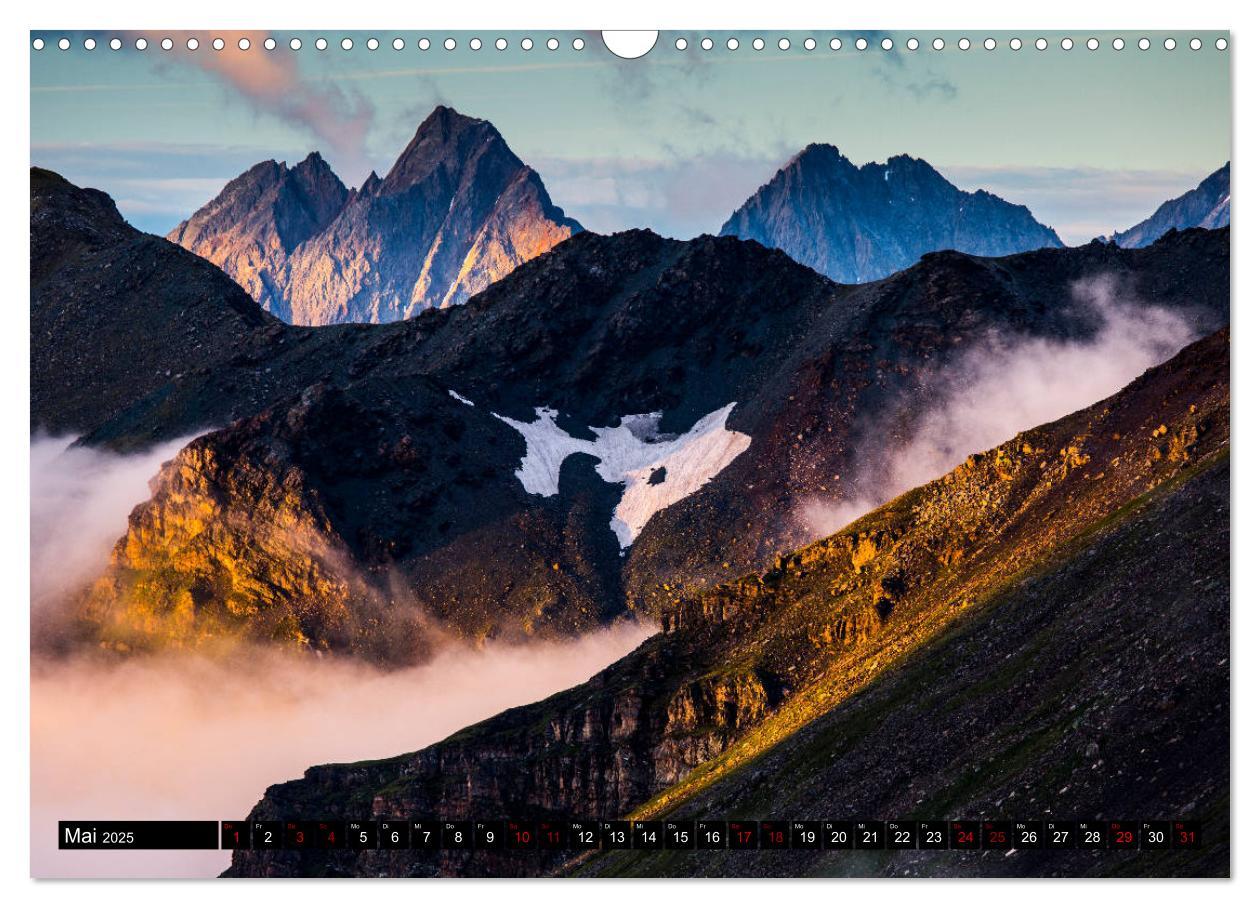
[144,31,375,176]
[904,74,958,100]
[872,63,959,102]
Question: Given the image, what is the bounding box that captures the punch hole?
[603,31,657,59]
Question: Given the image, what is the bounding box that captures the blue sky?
[30,30,1231,244]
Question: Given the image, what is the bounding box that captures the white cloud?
[798,277,1197,538]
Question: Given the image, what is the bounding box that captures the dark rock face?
[1112,163,1231,248]
[30,167,277,442]
[225,328,1229,878]
[719,145,1063,283]
[32,170,1231,660]
[169,106,581,324]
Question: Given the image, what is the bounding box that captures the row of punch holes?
[32,34,1230,53]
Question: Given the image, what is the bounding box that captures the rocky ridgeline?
[226,328,1228,877]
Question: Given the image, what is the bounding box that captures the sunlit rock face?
[169,105,581,325]
[166,153,349,322]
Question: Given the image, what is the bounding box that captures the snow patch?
[448,389,474,407]
[495,403,752,549]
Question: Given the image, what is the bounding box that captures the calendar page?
[29,28,1230,879]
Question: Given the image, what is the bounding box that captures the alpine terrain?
[31,169,1230,666]
[225,327,1229,878]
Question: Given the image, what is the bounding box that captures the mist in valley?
[797,277,1200,538]
[29,435,651,877]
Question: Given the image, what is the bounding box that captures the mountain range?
[719,145,1064,283]
[33,168,1229,665]
[1111,163,1231,248]
[168,108,1229,323]
[168,106,581,324]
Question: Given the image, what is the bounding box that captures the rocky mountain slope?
[1112,163,1230,248]
[169,106,581,324]
[225,327,1229,878]
[33,171,1230,662]
[31,167,281,441]
[719,145,1063,283]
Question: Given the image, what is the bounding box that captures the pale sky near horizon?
[30,30,1231,245]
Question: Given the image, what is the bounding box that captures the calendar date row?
[221,819,1200,852]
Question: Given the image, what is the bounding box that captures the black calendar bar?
[58,818,1202,851]
[58,821,219,850]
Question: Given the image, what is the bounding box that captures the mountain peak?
[420,103,484,130]
[381,105,512,195]
[884,152,931,171]
[721,146,1062,282]
[1112,163,1231,248]
[293,150,330,173]
[792,142,841,163]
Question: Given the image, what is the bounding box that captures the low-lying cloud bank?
[31,623,651,878]
[29,432,654,877]
[30,434,192,633]
[798,276,1198,538]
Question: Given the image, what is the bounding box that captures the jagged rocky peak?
[355,169,382,198]
[720,145,1063,284]
[379,104,516,193]
[170,154,348,250]
[164,152,351,320]
[170,104,582,324]
[286,150,350,225]
[1112,162,1231,248]
[789,141,845,167]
